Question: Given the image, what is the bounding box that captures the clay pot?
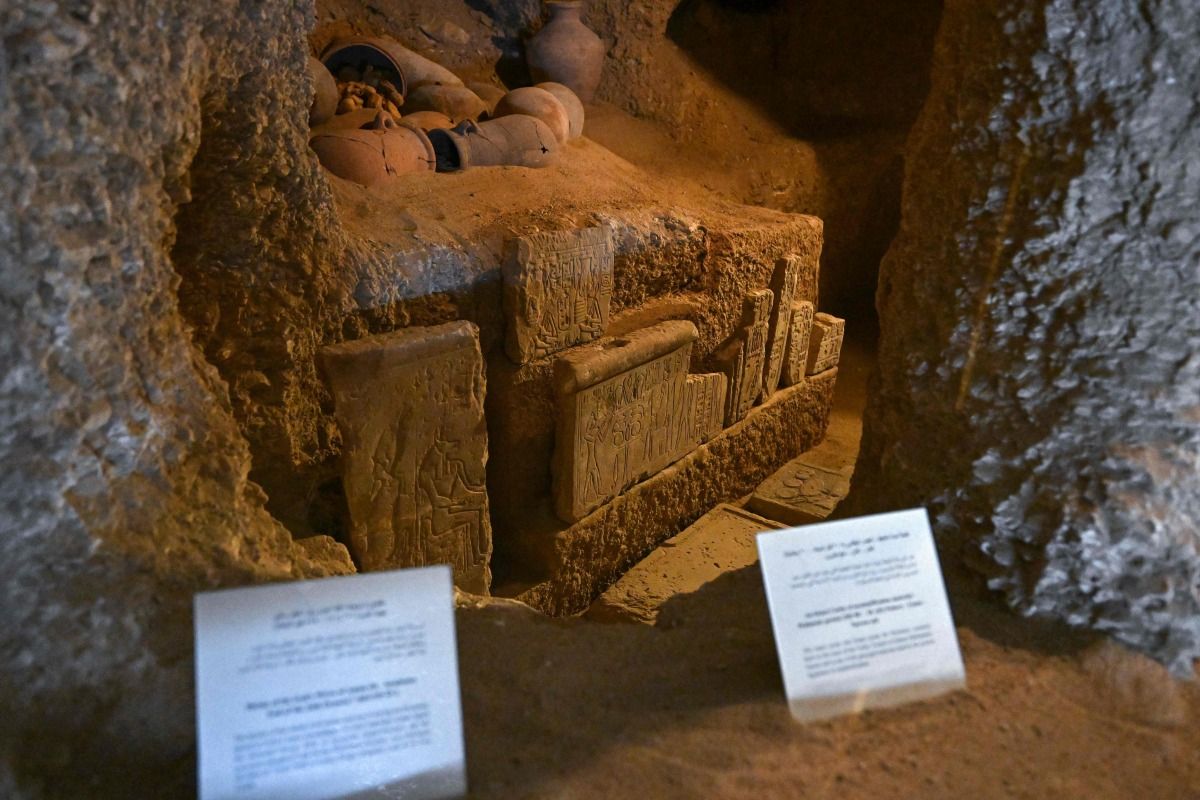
[526,1,605,103]
[404,85,488,125]
[535,82,584,139]
[493,87,570,144]
[310,125,435,186]
[322,37,462,94]
[308,56,339,126]
[401,111,455,131]
[428,117,560,172]
[467,82,507,118]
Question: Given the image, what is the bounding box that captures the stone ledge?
[500,369,837,615]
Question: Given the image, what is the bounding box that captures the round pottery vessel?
[322,37,464,94]
[526,1,605,103]
[428,116,560,172]
[493,87,570,144]
[308,56,339,126]
[401,111,455,131]
[466,82,507,118]
[310,126,435,186]
[535,82,584,138]
[404,85,488,125]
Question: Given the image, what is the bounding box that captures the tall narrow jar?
[526,1,605,103]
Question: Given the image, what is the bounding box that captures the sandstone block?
[714,289,773,426]
[552,320,698,523]
[780,300,815,387]
[806,312,845,375]
[762,255,802,398]
[502,226,615,364]
[681,372,728,447]
[748,446,854,526]
[321,322,492,594]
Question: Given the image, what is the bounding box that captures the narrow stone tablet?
[780,300,815,387]
[681,372,728,447]
[321,322,492,594]
[502,226,615,364]
[552,320,698,523]
[806,312,845,375]
[714,289,773,426]
[748,451,854,526]
[762,255,802,398]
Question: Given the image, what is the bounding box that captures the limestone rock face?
[849,0,1200,674]
[0,0,354,796]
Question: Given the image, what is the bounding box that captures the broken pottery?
[527,1,606,103]
[404,84,488,125]
[322,36,461,92]
[427,116,561,172]
[307,56,338,126]
[310,124,435,186]
[535,81,585,139]
[402,111,455,131]
[493,87,571,144]
[467,82,507,118]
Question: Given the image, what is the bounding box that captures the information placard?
[194,565,467,800]
[757,508,965,723]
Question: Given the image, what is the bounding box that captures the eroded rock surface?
[850,0,1200,674]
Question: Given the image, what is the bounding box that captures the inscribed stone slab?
[714,289,773,426]
[748,449,854,526]
[680,372,728,447]
[780,300,815,387]
[552,320,698,523]
[806,312,845,375]
[321,322,493,594]
[589,504,782,624]
[502,226,615,364]
[762,255,802,399]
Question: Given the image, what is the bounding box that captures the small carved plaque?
[502,226,615,364]
[806,312,845,375]
[762,255,802,399]
[748,454,854,526]
[552,320,698,523]
[681,372,728,447]
[780,300,815,387]
[321,321,493,594]
[714,289,773,427]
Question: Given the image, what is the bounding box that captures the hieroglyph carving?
[553,321,699,523]
[762,255,802,399]
[321,321,493,594]
[780,300,815,387]
[680,372,727,447]
[503,225,615,364]
[714,289,773,427]
[806,312,845,376]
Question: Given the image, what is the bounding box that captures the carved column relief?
[762,255,802,399]
[552,321,699,523]
[321,321,493,594]
[714,289,773,427]
[807,312,846,375]
[780,300,815,387]
[680,372,728,448]
[502,225,615,364]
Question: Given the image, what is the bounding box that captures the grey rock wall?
[850,0,1200,674]
[0,1,351,796]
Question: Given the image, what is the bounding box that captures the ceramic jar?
[535,82,584,139]
[428,117,561,172]
[310,123,436,186]
[404,85,488,125]
[526,1,605,103]
[493,87,571,144]
[307,56,339,126]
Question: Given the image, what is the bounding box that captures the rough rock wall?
[850,0,1200,673]
[0,1,352,797]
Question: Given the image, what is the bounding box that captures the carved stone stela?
[781,300,815,387]
[762,255,801,399]
[749,457,854,526]
[321,321,493,594]
[503,225,615,364]
[807,312,845,375]
[714,289,773,426]
[552,321,699,523]
[680,372,728,448]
